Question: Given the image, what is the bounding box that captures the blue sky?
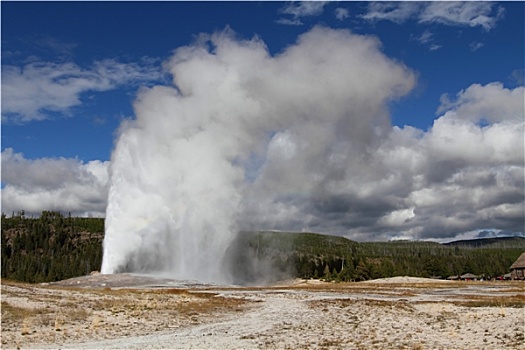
[2,1,524,242]
[3,1,523,161]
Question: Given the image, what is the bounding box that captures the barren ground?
[1,274,524,349]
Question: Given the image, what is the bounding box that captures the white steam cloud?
[101,26,415,282]
[101,26,523,282]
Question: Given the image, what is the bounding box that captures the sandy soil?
[1,275,524,349]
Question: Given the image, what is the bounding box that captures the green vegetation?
[230,231,525,283]
[2,212,524,284]
[1,211,103,283]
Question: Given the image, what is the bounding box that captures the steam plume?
[101,27,415,283]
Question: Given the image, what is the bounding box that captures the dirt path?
[50,293,311,349]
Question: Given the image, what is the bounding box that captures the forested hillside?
[1,212,523,284]
[1,211,103,282]
[228,231,525,284]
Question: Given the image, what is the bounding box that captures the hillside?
[443,236,525,248]
[1,211,103,282]
[1,211,523,284]
[227,231,524,283]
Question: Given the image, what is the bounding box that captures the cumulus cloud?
[1,148,109,217]
[363,2,504,31]
[277,1,328,25]
[242,80,524,241]
[1,58,161,123]
[437,82,524,123]
[100,26,523,281]
[4,25,521,282]
[102,26,416,279]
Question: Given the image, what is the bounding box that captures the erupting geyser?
[101,26,415,283]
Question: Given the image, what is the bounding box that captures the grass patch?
[1,301,49,322]
[76,287,249,320]
[308,298,416,312]
[454,294,525,308]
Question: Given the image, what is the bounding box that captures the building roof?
[460,273,478,279]
[510,252,525,270]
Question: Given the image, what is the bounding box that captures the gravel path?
[55,293,308,349]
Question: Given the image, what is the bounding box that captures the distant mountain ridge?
[443,236,525,248]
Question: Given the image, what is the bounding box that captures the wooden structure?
[510,253,525,280]
[460,273,478,281]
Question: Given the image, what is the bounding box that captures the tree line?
[1,212,523,284]
[231,231,525,283]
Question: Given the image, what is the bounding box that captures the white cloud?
[98,27,523,273]
[102,26,417,276]
[510,69,524,85]
[437,82,524,123]
[413,30,442,51]
[280,1,327,18]
[362,2,421,24]
[376,82,524,239]
[277,1,328,25]
[420,2,504,31]
[1,148,109,217]
[1,59,161,123]
[469,41,485,52]
[241,81,524,240]
[4,27,522,250]
[416,30,433,44]
[335,7,349,21]
[363,2,504,31]
[379,207,415,227]
[276,18,303,26]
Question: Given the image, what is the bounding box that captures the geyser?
[101,26,415,283]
